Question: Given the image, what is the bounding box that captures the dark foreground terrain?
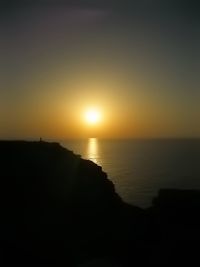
[0,141,200,266]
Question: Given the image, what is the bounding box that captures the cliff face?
[1,141,122,213]
[1,141,200,266]
[0,141,136,264]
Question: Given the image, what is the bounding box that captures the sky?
[0,0,200,139]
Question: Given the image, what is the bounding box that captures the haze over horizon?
[1,0,200,139]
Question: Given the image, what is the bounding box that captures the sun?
[85,109,101,125]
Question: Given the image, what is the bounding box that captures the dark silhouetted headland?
[0,141,200,265]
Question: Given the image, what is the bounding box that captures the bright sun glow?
[85,109,101,124]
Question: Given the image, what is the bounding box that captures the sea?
[61,139,200,208]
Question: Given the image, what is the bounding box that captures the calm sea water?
[61,139,200,208]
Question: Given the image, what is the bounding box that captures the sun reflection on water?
[87,138,99,164]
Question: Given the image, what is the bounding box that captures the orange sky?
[0,1,199,140]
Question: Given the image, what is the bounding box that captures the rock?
[0,141,200,265]
[0,141,140,265]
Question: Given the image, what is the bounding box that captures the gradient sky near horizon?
[0,0,200,139]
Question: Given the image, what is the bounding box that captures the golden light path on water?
[87,138,99,164]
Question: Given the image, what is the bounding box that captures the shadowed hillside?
[0,141,200,266]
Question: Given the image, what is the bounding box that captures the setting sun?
[85,109,101,125]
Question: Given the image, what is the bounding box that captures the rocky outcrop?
[0,141,140,264]
[0,141,200,265]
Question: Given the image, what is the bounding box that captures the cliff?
[0,141,200,266]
